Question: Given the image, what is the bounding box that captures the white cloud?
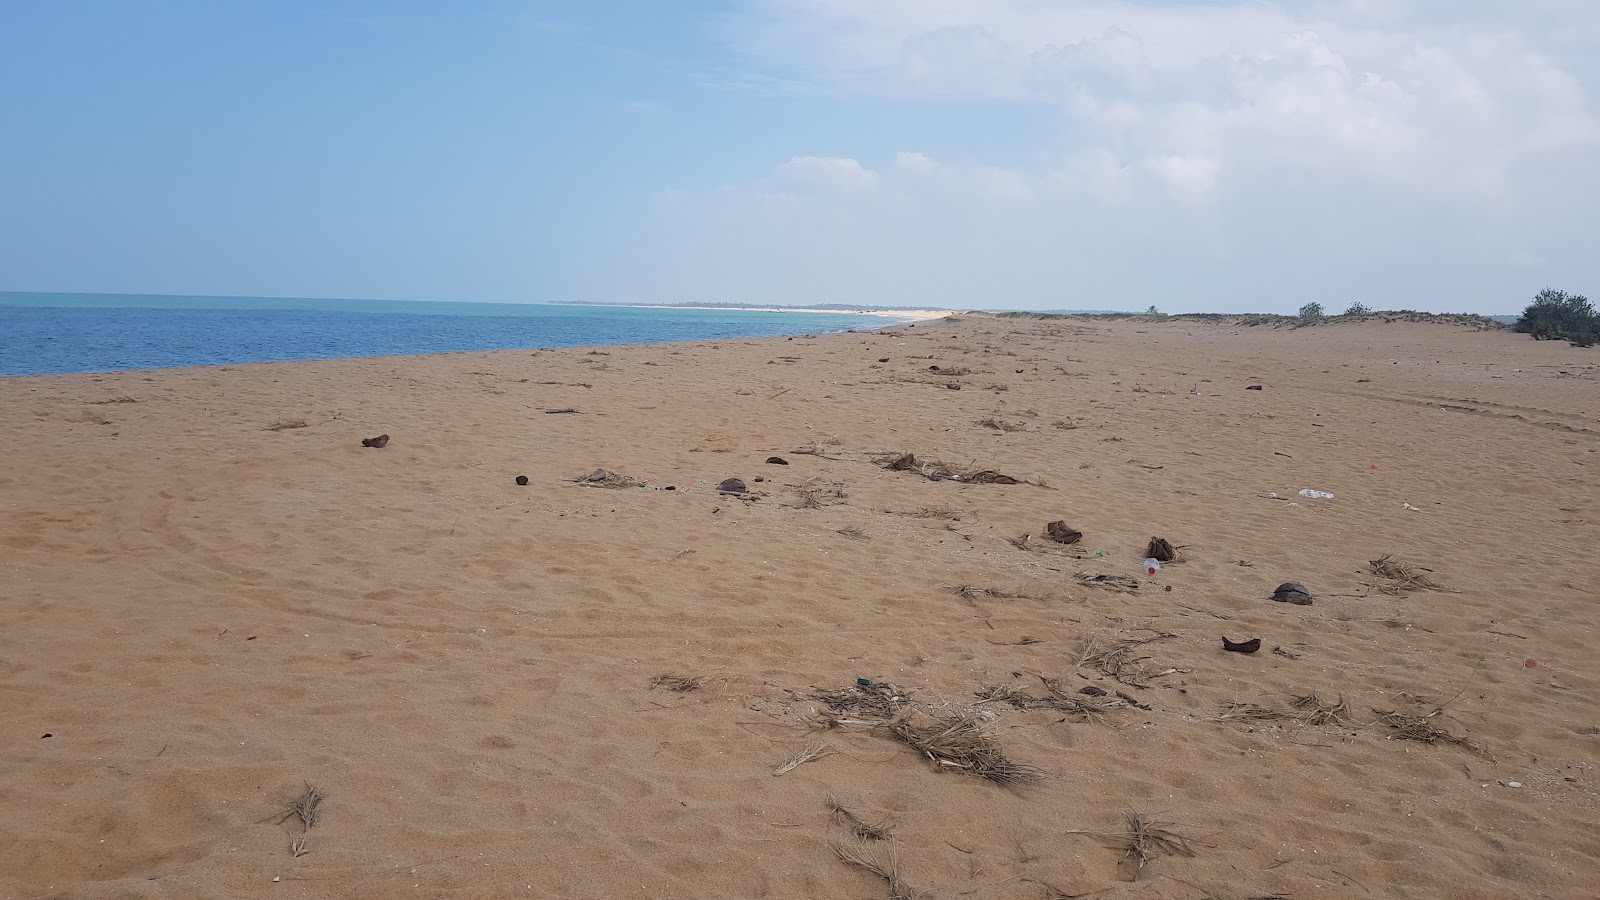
[643,1,1600,311]
[724,0,1600,199]
[773,155,880,190]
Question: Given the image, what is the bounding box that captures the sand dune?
[2,314,1597,899]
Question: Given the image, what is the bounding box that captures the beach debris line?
[360,434,389,448]
[1271,582,1313,605]
[1221,636,1262,653]
[1068,812,1197,882]
[1045,521,1082,544]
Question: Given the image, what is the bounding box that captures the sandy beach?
[2,313,1598,899]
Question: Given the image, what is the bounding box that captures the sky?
[2,1,1598,314]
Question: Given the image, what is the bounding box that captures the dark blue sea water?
[0,293,895,376]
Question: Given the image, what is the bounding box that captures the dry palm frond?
[773,742,835,776]
[1004,534,1032,550]
[887,714,1044,785]
[1372,708,1488,756]
[907,505,961,519]
[831,837,921,900]
[1069,812,1196,881]
[650,673,703,692]
[815,682,912,718]
[1290,693,1353,725]
[1074,572,1141,593]
[1211,702,1297,723]
[826,796,893,840]
[1369,554,1445,595]
[1076,632,1176,687]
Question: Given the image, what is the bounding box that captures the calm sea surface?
[0,293,895,376]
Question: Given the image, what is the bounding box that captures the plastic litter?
[1298,489,1335,499]
[1402,502,1420,512]
[1144,557,1162,575]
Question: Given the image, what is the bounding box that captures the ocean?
[0,293,896,376]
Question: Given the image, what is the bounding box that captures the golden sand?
[2,314,1597,898]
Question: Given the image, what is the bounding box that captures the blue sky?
[2,1,1597,313]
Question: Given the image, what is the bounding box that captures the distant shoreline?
[618,304,953,321]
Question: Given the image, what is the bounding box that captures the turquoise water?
[0,292,893,376]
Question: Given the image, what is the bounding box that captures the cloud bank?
[639,0,1600,312]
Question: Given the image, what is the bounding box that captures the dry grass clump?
[1076,631,1176,687]
[1212,702,1297,723]
[1369,554,1445,594]
[887,714,1045,785]
[265,419,309,431]
[576,468,640,488]
[976,417,1026,432]
[795,480,849,508]
[831,837,922,900]
[906,505,962,519]
[1074,572,1141,593]
[976,679,1128,720]
[773,742,835,776]
[1070,812,1196,881]
[279,784,324,830]
[826,796,893,840]
[815,682,913,718]
[1213,693,1353,726]
[649,674,704,692]
[1371,708,1488,756]
[277,784,324,858]
[948,584,1053,601]
[1290,693,1353,725]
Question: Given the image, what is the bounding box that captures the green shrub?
[1514,289,1598,347]
[1343,302,1372,316]
[1298,302,1324,320]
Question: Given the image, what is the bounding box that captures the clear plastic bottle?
[1144,557,1162,575]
